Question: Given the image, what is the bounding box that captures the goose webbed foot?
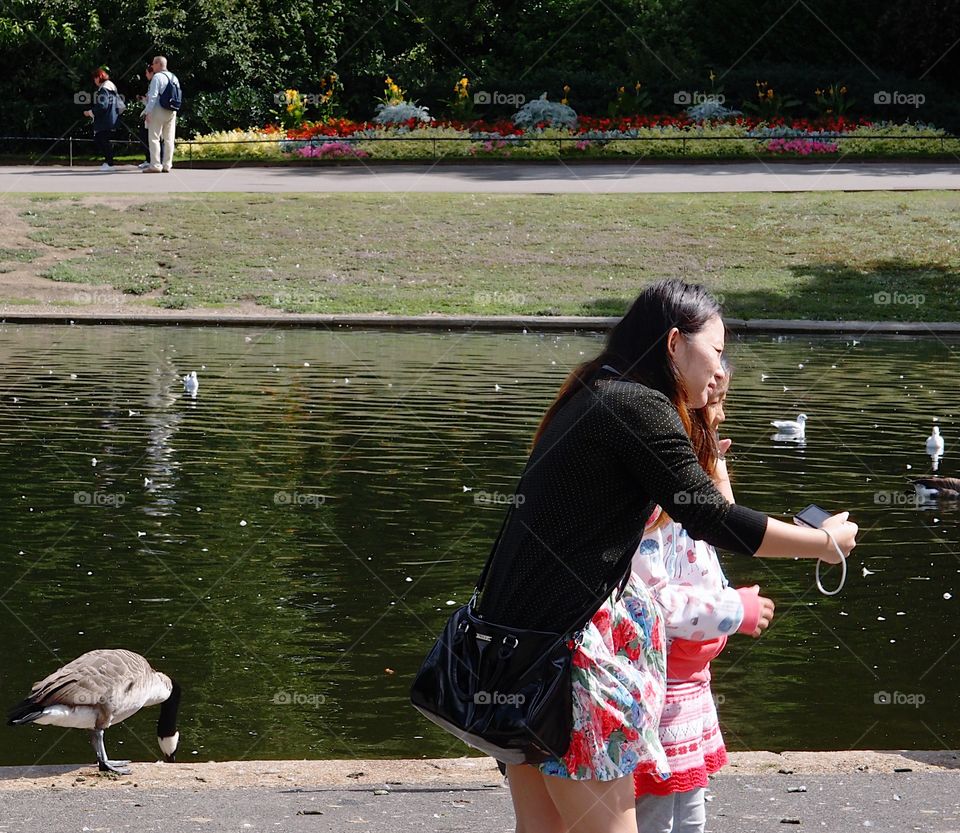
[91,728,130,774]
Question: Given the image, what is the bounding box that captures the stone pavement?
[1,753,957,833]
[1,161,957,194]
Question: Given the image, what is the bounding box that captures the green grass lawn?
[5,191,960,320]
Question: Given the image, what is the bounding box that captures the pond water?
[0,324,957,767]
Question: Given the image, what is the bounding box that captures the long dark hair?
[533,279,723,471]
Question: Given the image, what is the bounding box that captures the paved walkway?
[1,754,957,833]
[1,161,958,194]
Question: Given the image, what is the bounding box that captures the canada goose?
[7,649,180,774]
[927,426,945,456]
[182,371,198,398]
[912,477,960,502]
[771,413,807,437]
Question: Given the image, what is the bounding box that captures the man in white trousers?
[143,55,179,173]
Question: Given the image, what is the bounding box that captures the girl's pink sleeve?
[736,586,762,634]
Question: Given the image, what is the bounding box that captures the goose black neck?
[157,679,181,737]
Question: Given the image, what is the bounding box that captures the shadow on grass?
[575,260,960,321]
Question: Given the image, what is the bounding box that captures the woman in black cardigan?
[478,279,857,833]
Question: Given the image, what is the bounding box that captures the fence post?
[69,136,73,167]
[433,137,437,160]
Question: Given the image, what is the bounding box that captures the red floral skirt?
[538,573,669,782]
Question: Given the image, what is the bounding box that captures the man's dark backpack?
[158,72,183,112]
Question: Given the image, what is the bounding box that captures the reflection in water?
[0,326,959,765]
[142,354,184,520]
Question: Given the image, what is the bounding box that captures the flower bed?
[184,116,958,161]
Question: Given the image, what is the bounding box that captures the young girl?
[632,365,775,833]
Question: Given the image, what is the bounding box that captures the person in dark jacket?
[474,279,858,833]
[82,68,123,171]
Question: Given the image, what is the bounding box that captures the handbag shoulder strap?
[472,472,524,600]
[471,470,636,636]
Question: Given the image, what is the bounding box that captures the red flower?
[563,728,593,774]
[612,619,641,660]
[572,648,592,670]
[594,699,625,740]
[592,607,612,633]
[650,619,664,653]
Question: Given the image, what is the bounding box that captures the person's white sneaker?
[99,162,113,171]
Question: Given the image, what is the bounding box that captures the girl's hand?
[820,511,858,564]
[718,437,732,457]
[83,110,93,118]
[750,595,775,638]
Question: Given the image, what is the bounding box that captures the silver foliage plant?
[513,93,578,129]
[374,102,434,125]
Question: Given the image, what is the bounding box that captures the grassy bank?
[2,191,958,320]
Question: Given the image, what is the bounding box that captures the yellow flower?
[635,81,642,92]
[840,85,847,94]
[767,88,774,99]
[618,85,626,95]
[708,70,715,82]
[563,84,571,93]
[561,97,568,105]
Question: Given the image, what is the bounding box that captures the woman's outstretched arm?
[755,512,857,564]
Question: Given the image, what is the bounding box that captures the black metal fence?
[1,132,958,165]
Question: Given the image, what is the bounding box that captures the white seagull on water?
[927,425,945,456]
[183,371,199,398]
[771,413,807,438]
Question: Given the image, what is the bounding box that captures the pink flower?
[296,141,369,159]
[766,138,839,155]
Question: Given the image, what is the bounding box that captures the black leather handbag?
[410,500,633,766]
